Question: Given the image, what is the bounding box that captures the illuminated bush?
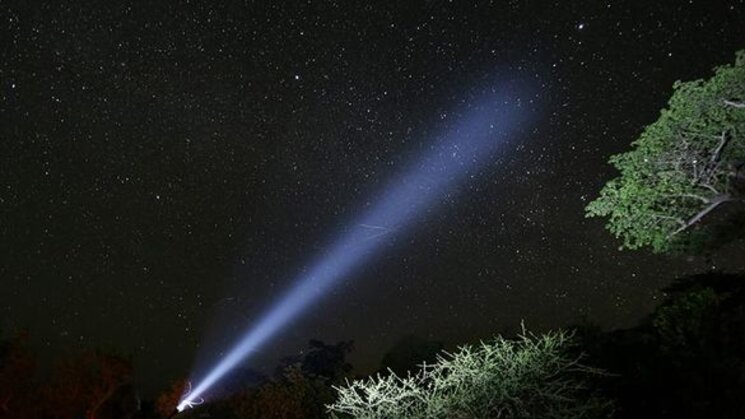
[328,328,612,419]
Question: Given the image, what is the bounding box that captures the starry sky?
[1,0,744,397]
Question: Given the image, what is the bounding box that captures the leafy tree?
[236,340,353,419]
[328,328,613,419]
[232,363,334,419]
[576,272,745,419]
[586,50,745,252]
[648,273,745,417]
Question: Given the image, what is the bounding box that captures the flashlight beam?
[178,84,532,411]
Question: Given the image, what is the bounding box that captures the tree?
[42,350,134,419]
[245,340,353,418]
[237,364,331,419]
[328,328,613,419]
[586,50,745,253]
[576,272,745,419]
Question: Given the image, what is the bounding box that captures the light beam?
[178,82,533,412]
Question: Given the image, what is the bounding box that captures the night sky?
[1,0,744,397]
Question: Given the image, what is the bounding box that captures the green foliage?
[652,287,720,352]
[229,363,336,419]
[576,272,745,419]
[328,328,612,419]
[586,50,745,253]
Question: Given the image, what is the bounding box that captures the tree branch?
[724,100,745,108]
[699,182,720,195]
[670,194,732,237]
[652,214,686,227]
[710,131,728,165]
[699,131,729,185]
[662,193,710,203]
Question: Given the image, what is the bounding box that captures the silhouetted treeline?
[2,271,745,418]
[575,271,745,419]
[0,339,140,419]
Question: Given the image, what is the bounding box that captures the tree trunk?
[671,194,732,236]
[724,100,745,108]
